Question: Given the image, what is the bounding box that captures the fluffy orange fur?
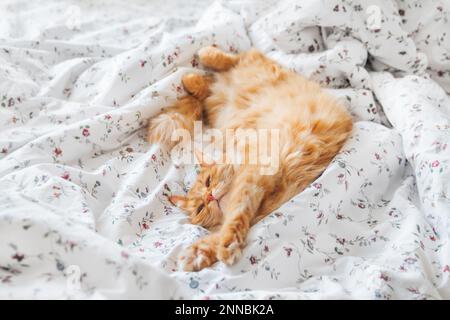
[148,46,353,271]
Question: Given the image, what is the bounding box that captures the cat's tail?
[147,95,202,149]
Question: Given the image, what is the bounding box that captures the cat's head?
[169,150,234,229]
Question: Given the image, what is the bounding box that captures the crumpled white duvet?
[0,0,449,299]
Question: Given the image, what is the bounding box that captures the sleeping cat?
[147,46,353,271]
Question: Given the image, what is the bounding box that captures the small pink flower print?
[154,241,162,248]
[82,128,90,137]
[61,172,70,180]
[379,273,390,282]
[104,114,112,120]
[429,235,436,241]
[264,245,269,253]
[1,148,7,154]
[431,160,440,167]
[174,85,183,94]
[12,253,24,262]
[249,255,258,265]
[54,147,62,157]
[313,183,322,189]
[121,251,129,259]
[142,222,150,230]
[151,154,156,161]
[407,288,419,294]
[444,265,450,273]
[374,153,381,160]
[284,247,293,257]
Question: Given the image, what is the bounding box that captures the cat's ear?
[169,195,188,208]
[194,148,215,167]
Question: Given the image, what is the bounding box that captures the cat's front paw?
[181,73,209,100]
[216,231,244,265]
[178,236,218,272]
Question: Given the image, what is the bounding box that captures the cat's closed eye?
[196,203,205,214]
[205,176,211,187]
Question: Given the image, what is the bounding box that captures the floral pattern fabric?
[0,0,449,299]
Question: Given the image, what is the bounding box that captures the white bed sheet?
[0,0,449,299]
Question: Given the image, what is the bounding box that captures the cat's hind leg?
[198,46,239,71]
[147,95,202,149]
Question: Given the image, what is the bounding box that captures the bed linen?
[0,0,449,299]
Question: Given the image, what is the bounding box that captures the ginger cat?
[147,46,353,271]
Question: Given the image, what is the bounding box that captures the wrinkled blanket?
[0,0,449,299]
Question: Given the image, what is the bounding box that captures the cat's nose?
[207,193,215,202]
